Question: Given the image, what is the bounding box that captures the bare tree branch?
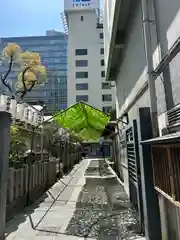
[0,56,14,94]
[1,50,46,100]
[20,82,35,99]
[15,66,36,99]
[1,56,13,83]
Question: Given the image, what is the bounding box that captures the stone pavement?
[5,158,146,240]
[5,159,94,240]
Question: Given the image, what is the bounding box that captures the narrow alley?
[5,159,145,240]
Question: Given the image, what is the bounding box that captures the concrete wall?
[67,9,115,110]
[104,0,180,236]
[114,1,162,119]
[115,3,148,116]
[104,0,180,120]
[113,2,150,190]
[154,0,180,109]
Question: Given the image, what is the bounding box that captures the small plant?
[9,125,28,165]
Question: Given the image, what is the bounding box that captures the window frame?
[76,71,88,78]
[75,49,88,56]
[101,71,105,78]
[75,60,88,67]
[102,94,112,102]
[101,59,105,66]
[102,82,111,89]
[76,83,88,90]
[100,48,104,55]
[76,95,89,102]
[100,32,104,39]
[102,106,112,113]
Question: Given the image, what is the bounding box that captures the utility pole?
[0,112,11,240]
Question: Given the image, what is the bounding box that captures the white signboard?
[64,0,100,11]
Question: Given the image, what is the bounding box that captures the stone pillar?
[20,168,24,197]
[8,168,14,204]
[14,170,20,199]
[23,164,28,195]
[58,143,63,178]
[34,163,38,187]
[63,142,68,173]
[32,165,35,189]
[44,162,48,184]
[67,142,70,170]
[38,162,41,185]
[0,112,11,240]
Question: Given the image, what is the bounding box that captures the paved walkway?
[5,159,146,240]
[5,160,93,240]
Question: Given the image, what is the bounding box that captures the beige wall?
[67,9,115,110]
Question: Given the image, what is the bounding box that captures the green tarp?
[53,102,110,141]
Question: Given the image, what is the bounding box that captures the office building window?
[102,94,112,102]
[76,83,88,90]
[101,59,105,66]
[81,16,84,21]
[102,82,111,89]
[100,32,104,39]
[76,60,88,67]
[100,48,104,54]
[102,106,112,113]
[101,71,105,78]
[75,49,88,55]
[76,95,88,102]
[76,71,88,78]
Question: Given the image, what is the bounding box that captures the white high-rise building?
[63,0,115,113]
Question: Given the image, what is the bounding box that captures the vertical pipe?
[141,0,159,137]
[141,1,167,238]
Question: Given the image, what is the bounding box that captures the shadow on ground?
[5,192,48,238]
[5,162,83,239]
[65,163,144,240]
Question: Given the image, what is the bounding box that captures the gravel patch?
[85,160,113,177]
[65,160,144,239]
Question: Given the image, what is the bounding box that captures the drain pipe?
[141,0,159,138]
[141,1,162,240]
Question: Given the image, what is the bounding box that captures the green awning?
[53,102,110,141]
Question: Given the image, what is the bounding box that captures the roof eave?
[105,0,132,81]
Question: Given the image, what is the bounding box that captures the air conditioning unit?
[167,104,180,132]
[157,104,180,136]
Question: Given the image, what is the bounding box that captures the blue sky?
[0,0,102,38]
